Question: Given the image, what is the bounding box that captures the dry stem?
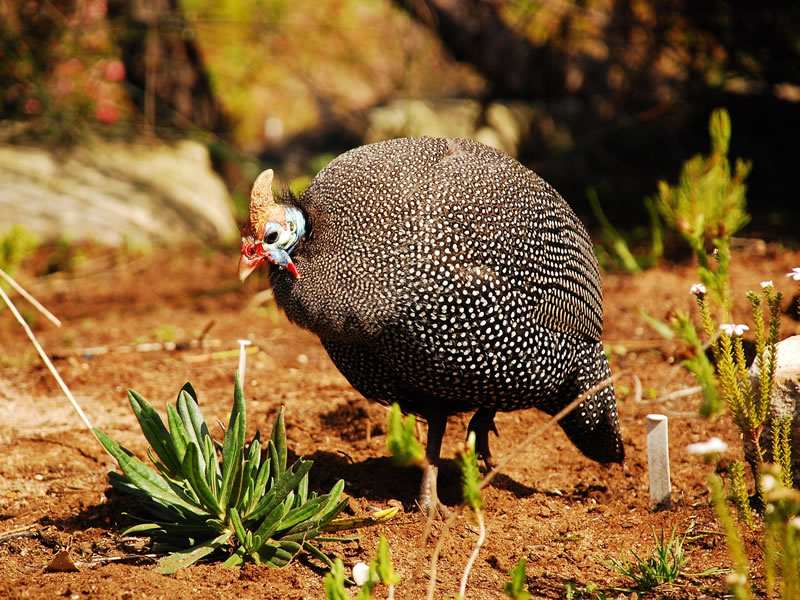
[0,270,94,434]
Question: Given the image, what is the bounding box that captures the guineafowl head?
[238,169,306,281]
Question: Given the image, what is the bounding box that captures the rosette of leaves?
[93,374,348,574]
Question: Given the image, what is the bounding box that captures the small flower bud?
[720,323,749,337]
[690,283,707,296]
[760,280,773,289]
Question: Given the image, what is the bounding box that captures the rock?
[365,98,569,158]
[0,137,237,246]
[747,335,800,484]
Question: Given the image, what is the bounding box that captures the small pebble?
[352,562,370,586]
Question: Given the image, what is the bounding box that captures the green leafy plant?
[564,581,608,600]
[386,403,425,467]
[504,558,531,600]
[728,460,755,530]
[324,559,352,600]
[457,431,483,516]
[762,465,800,600]
[694,281,784,509]
[94,374,350,574]
[0,225,39,278]
[642,107,751,417]
[708,473,752,600]
[706,464,800,600]
[588,188,665,274]
[604,526,688,591]
[655,107,751,287]
[640,305,721,417]
[385,405,489,600]
[324,535,401,600]
[455,431,487,600]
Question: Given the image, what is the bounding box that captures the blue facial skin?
[267,247,294,270]
[282,206,306,255]
[261,207,305,255]
[260,206,306,277]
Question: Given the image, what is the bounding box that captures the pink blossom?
[104,60,126,82]
[95,99,119,124]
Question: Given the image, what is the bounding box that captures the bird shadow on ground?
[303,449,542,509]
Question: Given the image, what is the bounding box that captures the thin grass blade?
[128,389,182,475]
[166,403,190,464]
[270,407,287,477]
[278,497,327,532]
[303,541,337,570]
[155,532,232,574]
[182,443,223,518]
[201,434,219,496]
[257,540,302,568]
[177,389,211,473]
[247,459,313,523]
[179,381,198,403]
[95,429,206,518]
[220,409,245,508]
[221,547,246,568]
[121,521,217,537]
[229,507,249,550]
[251,501,290,544]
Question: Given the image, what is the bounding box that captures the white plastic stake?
[237,339,251,389]
[646,414,671,510]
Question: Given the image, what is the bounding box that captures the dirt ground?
[1,242,799,599]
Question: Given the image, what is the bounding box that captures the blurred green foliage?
[656,109,751,257]
[2,0,796,236]
[0,0,132,144]
[0,225,39,276]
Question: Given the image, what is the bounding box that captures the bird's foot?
[417,463,451,518]
[482,455,496,474]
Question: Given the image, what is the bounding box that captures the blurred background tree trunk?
[106,0,229,140]
[393,0,679,109]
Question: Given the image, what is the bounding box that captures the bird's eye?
[264,230,279,245]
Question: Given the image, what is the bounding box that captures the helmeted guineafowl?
[239,137,624,508]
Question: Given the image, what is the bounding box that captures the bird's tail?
[558,341,624,464]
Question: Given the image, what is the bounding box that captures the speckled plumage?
[244,137,623,490]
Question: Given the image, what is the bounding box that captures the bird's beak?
[238,254,262,282]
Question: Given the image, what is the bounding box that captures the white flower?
[761,473,777,493]
[690,283,707,296]
[787,267,800,281]
[352,562,370,586]
[760,280,773,289]
[790,517,800,531]
[687,437,729,455]
[720,323,749,337]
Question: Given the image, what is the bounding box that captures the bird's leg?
[467,407,498,471]
[418,413,448,515]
